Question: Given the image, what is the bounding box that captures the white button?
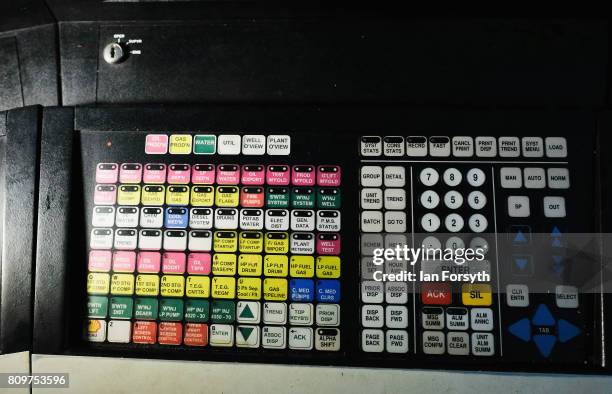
[90,228,113,249]
[471,332,494,356]
[385,211,407,233]
[506,284,529,307]
[265,209,290,231]
[362,305,384,328]
[419,167,439,186]
[469,237,489,255]
[523,168,546,189]
[443,168,462,186]
[467,168,486,187]
[446,307,469,330]
[508,196,530,217]
[452,136,474,157]
[141,207,164,228]
[361,188,383,209]
[315,328,340,351]
[422,307,444,329]
[500,167,522,188]
[555,285,579,308]
[316,304,340,326]
[445,236,465,251]
[362,329,384,352]
[547,168,570,189]
[210,324,235,347]
[383,136,405,156]
[361,136,382,157]
[237,301,261,324]
[468,214,488,233]
[429,137,451,157]
[467,191,486,210]
[444,191,463,209]
[361,258,378,280]
[421,236,441,251]
[266,135,291,155]
[445,214,464,232]
[470,308,494,331]
[420,190,440,209]
[241,135,266,155]
[475,136,497,157]
[384,188,406,210]
[289,303,314,326]
[262,326,286,349]
[316,210,341,232]
[384,166,406,187]
[498,136,520,157]
[421,213,441,232]
[263,302,287,325]
[107,320,131,343]
[114,229,137,250]
[406,136,428,157]
[361,211,384,233]
[521,137,544,158]
[217,135,241,155]
[92,206,115,227]
[385,305,409,329]
[116,207,139,228]
[545,137,567,158]
[385,282,408,304]
[215,208,239,229]
[361,166,383,187]
[447,332,470,355]
[384,234,408,250]
[543,196,566,218]
[422,331,446,355]
[386,330,409,353]
[361,281,384,303]
[360,234,383,256]
[236,325,260,348]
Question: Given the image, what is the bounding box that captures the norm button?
[267,135,291,155]
[217,135,241,155]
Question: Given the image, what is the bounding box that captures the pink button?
[292,165,316,186]
[137,252,161,273]
[113,251,136,272]
[96,163,118,184]
[89,250,112,272]
[317,165,341,186]
[316,233,341,255]
[143,163,167,183]
[241,165,265,185]
[119,163,143,183]
[162,252,186,274]
[266,165,290,185]
[192,164,215,184]
[167,164,191,184]
[94,184,117,205]
[187,253,211,275]
[145,134,169,155]
[216,164,240,185]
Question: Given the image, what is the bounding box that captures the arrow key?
[236,325,260,348]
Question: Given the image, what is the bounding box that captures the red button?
[184,323,208,346]
[158,322,183,345]
[421,282,452,305]
[132,321,157,344]
[240,187,264,208]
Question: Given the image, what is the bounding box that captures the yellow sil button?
[169,134,193,154]
[237,277,262,300]
[160,275,185,297]
[213,231,238,253]
[111,273,135,295]
[166,186,190,205]
[264,232,289,254]
[263,254,288,277]
[316,256,341,279]
[186,276,210,298]
[191,186,215,206]
[87,273,110,295]
[140,185,165,206]
[135,274,160,296]
[117,185,141,205]
[238,254,262,276]
[290,255,315,278]
[263,278,288,301]
[212,253,237,275]
[239,232,263,253]
[215,186,239,207]
[211,276,236,299]
[462,283,492,306]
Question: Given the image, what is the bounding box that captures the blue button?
[532,304,555,326]
[558,319,581,343]
[316,280,340,302]
[165,207,188,228]
[511,255,533,275]
[508,318,531,342]
[533,335,556,358]
[551,226,562,237]
[510,225,531,245]
[551,238,563,248]
[290,279,314,302]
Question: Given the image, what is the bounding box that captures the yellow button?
[214,231,238,253]
[117,185,141,205]
[186,276,210,298]
[239,231,263,253]
[290,255,315,278]
[237,277,262,300]
[111,273,135,295]
[166,185,190,205]
[264,232,289,254]
[212,253,237,275]
[462,283,492,306]
[211,276,236,299]
[238,254,262,276]
[215,186,239,207]
[316,256,341,279]
[191,186,215,206]
[87,273,110,295]
[160,275,185,297]
[135,274,160,296]
[263,255,288,277]
[263,278,288,301]
[169,134,193,154]
[140,185,165,205]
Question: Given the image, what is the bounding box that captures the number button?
[444,214,464,232]
[467,191,487,210]
[468,214,488,233]
[467,168,486,187]
[419,168,439,186]
[421,213,441,232]
[420,190,440,210]
[443,168,462,187]
[445,236,465,250]
[444,191,463,210]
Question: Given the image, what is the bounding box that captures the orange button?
[184,323,208,346]
[240,187,264,208]
[421,282,452,305]
[132,321,157,344]
[158,322,183,345]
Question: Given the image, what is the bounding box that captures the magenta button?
[88,250,112,272]
[96,163,118,184]
[137,252,161,273]
[216,164,241,185]
[113,251,136,272]
[187,253,212,275]
[94,184,117,205]
[145,134,169,155]
[316,233,341,255]
[266,165,290,186]
[167,164,191,184]
[241,165,265,185]
[292,165,316,186]
[143,163,167,183]
[119,163,143,184]
[192,164,215,184]
[317,165,341,186]
[162,252,186,274]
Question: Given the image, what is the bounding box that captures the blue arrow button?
[514,230,527,244]
[514,258,529,270]
[533,335,557,358]
[532,304,555,326]
[558,319,581,343]
[551,226,562,237]
[508,318,531,342]
[551,238,563,248]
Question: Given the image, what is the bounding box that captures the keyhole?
[110,46,116,58]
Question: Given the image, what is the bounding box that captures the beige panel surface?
[0,351,30,394]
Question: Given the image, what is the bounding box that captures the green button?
[185,299,210,322]
[266,188,289,208]
[109,297,133,319]
[193,135,216,154]
[291,187,315,208]
[211,300,236,323]
[317,188,341,209]
[134,297,158,320]
[87,296,108,318]
[159,298,184,321]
